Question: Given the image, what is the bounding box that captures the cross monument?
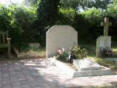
[101,17,111,36]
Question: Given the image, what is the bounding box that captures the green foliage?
[73,8,103,42]
[71,45,88,59]
[9,6,37,47]
[37,0,60,26]
[81,8,102,24]
[58,0,114,42]
[0,5,38,48]
[105,2,117,40]
[107,3,117,17]
[11,6,36,43]
[36,0,60,46]
[56,8,76,25]
[60,0,80,9]
[24,0,41,7]
[0,7,11,31]
[81,8,102,29]
[56,51,68,62]
[112,0,117,4]
[90,0,112,9]
[0,0,117,49]
[60,0,112,10]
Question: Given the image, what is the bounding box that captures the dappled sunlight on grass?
[87,56,117,73]
[0,48,46,61]
[18,48,46,58]
[80,43,117,72]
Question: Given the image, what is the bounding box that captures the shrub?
[0,7,11,31]
[71,45,88,59]
[56,8,76,25]
[8,5,37,48]
[37,0,60,26]
[73,8,103,42]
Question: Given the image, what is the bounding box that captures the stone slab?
[73,59,103,71]
[73,59,115,77]
[46,25,78,58]
[74,68,115,77]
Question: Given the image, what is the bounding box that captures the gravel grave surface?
[0,58,117,88]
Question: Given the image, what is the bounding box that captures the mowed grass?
[18,47,46,58]
[0,47,46,62]
[79,42,117,72]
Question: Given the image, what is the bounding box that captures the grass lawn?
[79,41,117,72]
[0,47,46,62]
[0,41,117,72]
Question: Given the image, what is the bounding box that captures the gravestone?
[46,25,78,58]
[96,36,111,56]
[96,17,112,57]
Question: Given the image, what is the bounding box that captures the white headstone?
[96,36,111,57]
[46,25,78,58]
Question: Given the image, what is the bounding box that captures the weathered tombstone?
[96,17,112,57]
[46,25,78,58]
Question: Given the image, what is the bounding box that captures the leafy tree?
[112,0,117,3]
[91,0,112,9]
[0,7,11,31]
[60,0,112,10]
[56,8,76,25]
[60,0,80,9]
[11,6,37,45]
[37,0,60,26]
[24,0,41,7]
[36,0,60,46]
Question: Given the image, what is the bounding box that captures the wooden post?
[7,38,11,58]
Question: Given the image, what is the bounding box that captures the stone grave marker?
[46,25,78,58]
[96,17,112,57]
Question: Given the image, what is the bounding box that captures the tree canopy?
[60,0,112,10]
[37,0,60,26]
[0,0,117,47]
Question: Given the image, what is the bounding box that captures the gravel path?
[0,58,117,88]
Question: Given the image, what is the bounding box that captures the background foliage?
[0,0,117,49]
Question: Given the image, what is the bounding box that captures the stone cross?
[101,17,111,36]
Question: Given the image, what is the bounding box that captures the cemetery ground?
[0,42,117,88]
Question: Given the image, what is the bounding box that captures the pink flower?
[56,48,65,55]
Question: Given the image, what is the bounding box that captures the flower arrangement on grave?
[56,45,88,62]
[71,45,88,59]
[100,47,113,57]
[56,48,68,62]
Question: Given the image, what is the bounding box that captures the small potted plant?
[70,45,88,67]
